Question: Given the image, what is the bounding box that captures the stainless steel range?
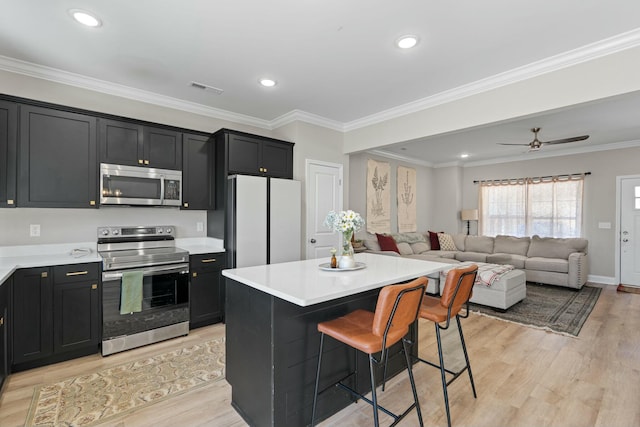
[98,225,189,356]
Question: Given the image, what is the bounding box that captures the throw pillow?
[428,231,443,250]
[376,233,400,253]
[437,233,457,251]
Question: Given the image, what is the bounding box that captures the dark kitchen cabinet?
[99,119,182,170]
[0,100,17,208]
[0,276,10,393]
[12,263,101,371]
[52,264,101,355]
[182,133,215,210]
[189,253,225,328]
[213,129,294,207]
[12,267,53,366]
[17,105,98,208]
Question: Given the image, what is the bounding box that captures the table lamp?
[461,209,478,235]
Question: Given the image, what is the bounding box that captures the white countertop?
[0,237,225,284]
[222,253,450,307]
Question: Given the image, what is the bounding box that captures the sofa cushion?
[428,231,443,250]
[427,250,457,259]
[452,234,466,252]
[526,257,569,273]
[437,233,457,251]
[527,235,588,259]
[410,241,431,254]
[494,235,531,257]
[396,242,414,255]
[392,232,427,244]
[376,233,399,253]
[465,236,494,253]
[455,251,488,263]
[363,238,381,251]
[406,254,461,264]
[487,253,527,269]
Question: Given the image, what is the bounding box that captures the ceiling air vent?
[189,81,224,95]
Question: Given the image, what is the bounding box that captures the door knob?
[623,238,629,242]
[310,238,316,243]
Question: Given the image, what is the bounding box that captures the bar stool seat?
[311,277,428,427]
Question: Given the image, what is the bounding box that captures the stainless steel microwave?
[100,163,182,206]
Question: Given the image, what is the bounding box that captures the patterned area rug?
[470,283,601,337]
[26,338,225,427]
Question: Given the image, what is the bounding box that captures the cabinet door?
[189,253,225,328]
[227,133,261,175]
[144,126,182,170]
[0,276,9,392]
[261,140,293,179]
[53,280,100,354]
[12,268,53,364]
[99,119,143,167]
[0,100,17,208]
[18,105,98,208]
[182,133,215,210]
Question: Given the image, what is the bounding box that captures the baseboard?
[587,274,617,285]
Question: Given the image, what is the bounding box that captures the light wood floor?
[1,283,639,427]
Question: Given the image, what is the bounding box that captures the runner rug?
[26,337,225,427]
[470,283,601,337]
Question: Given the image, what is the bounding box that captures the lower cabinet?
[12,263,101,371]
[0,276,10,393]
[189,253,225,329]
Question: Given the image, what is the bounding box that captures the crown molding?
[270,109,344,132]
[344,28,640,132]
[0,55,273,130]
[366,150,434,167]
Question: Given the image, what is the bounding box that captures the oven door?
[102,263,189,340]
[100,163,182,206]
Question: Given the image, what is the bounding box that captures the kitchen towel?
[120,270,143,315]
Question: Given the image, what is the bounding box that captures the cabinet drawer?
[53,263,100,283]
[190,253,226,271]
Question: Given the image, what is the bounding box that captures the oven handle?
[102,263,189,280]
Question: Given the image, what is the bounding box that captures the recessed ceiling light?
[69,9,102,27]
[259,78,277,87]
[396,35,419,49]
[460,153,469,158]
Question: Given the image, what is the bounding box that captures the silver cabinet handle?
[66,271,88,276]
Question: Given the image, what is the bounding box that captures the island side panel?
[226,278,275,427]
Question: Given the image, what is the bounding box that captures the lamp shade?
[461,209,478,221]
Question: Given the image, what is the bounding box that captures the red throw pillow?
[428,231,443,250]
[376,233,400,253]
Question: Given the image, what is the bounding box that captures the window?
[479,175,584,238]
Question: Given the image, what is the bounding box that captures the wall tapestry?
[366,159,390,234]
[397,166,416,232]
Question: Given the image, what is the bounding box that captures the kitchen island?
[222,253,449,427]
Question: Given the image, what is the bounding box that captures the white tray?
[318,262,366,271]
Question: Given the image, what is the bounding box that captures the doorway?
[305,160,343,260]
[617,175,640,287]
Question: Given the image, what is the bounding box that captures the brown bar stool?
[417,264,478,427]
[311,277,428,427]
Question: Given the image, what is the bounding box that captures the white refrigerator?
[226,175,301,268]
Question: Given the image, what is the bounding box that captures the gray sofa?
[364,232,588,289]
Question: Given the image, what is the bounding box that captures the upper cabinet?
[18,105,98,208]
[99,119,182,170]
[182,133,215,210]
[216,129,293,179]
[0,100,17,208]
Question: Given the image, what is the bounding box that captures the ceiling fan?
[498,127,589,151]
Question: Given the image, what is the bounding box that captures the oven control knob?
[112,229,120,235]
[165,227,172,234]
[101,229,109,236]
[158,228,163,234]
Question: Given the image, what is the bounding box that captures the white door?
[620,177,640,286]
[305,160,343,259]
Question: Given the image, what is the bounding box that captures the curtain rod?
[473,171,591,184]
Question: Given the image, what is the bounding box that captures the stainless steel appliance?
[100,163,182,206]
[98,225,189,356]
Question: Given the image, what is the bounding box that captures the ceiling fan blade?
[542,135,589,145]
[497,143,532,146]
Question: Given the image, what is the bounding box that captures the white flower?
[323,210,365,233]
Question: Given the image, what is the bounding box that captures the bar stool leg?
[456,316,477,398]
[311,333,325,427]
[402,338,424,427]
[368,355,380,427]
[435,324,452,427]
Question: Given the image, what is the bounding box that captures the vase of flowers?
[324,210,365,269]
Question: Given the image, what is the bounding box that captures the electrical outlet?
[196,222,204,232]
[30,224,41,237]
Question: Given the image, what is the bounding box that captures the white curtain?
[480,175,584,238]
